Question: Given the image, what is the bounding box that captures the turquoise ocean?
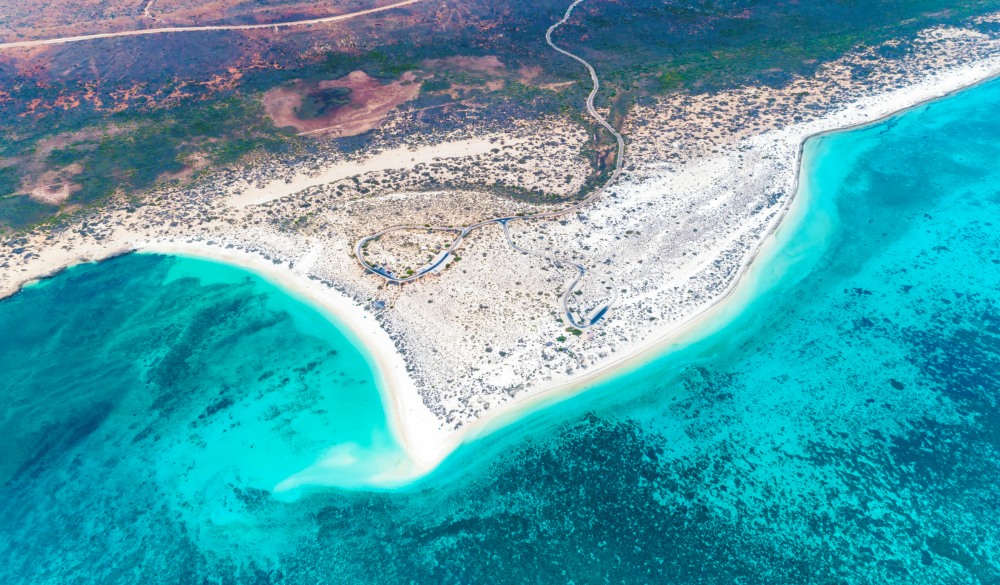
[2,76,1000,582]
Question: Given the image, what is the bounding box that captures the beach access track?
[354,0,626,329]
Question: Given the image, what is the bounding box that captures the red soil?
[263,70,421,137]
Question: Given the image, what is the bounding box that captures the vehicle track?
[0,0,423,50]
[355,0,626,328]
[142,0,162,23]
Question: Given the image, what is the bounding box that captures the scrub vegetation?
[1,0,997,230]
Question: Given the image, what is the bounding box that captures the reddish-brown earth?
[263,70,421,136]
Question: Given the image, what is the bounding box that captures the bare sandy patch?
[158,151,211,183]
[539,80,577,91]
[228,134,531,207]
[518,65,542,84]
[447,79,505,99]
[263,70,421,137]
[2,125,129,204]
[424,55,505,75]
[26,164,82,204]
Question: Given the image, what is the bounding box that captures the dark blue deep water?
[3,77,1000,582]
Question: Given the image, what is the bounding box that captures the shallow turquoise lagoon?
[0,254,409,570]
[4,76,1000,582]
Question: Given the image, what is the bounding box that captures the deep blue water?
[3,76,1000,582]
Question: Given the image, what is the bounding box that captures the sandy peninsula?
[4,15,1000,486]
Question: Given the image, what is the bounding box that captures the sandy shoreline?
[4,40,1000,489]
[135,241,457,483]
[0,238,453,483]
[364,58,1000,473]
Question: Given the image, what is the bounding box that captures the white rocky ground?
[4,18,1000,440]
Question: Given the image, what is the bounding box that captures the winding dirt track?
[355,0,626,328]
[0,0,424,50]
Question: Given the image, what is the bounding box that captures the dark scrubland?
[1,0,998,230]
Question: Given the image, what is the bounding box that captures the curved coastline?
[388,63,1000,477]
[3,63,1000,491]
[154,64,1000,487]
[134,241,453,486]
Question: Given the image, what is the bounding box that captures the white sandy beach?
[145,58,1000,484]
[4,20,1000,489]
[136,240,458,484]
[371,55,1000,477]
